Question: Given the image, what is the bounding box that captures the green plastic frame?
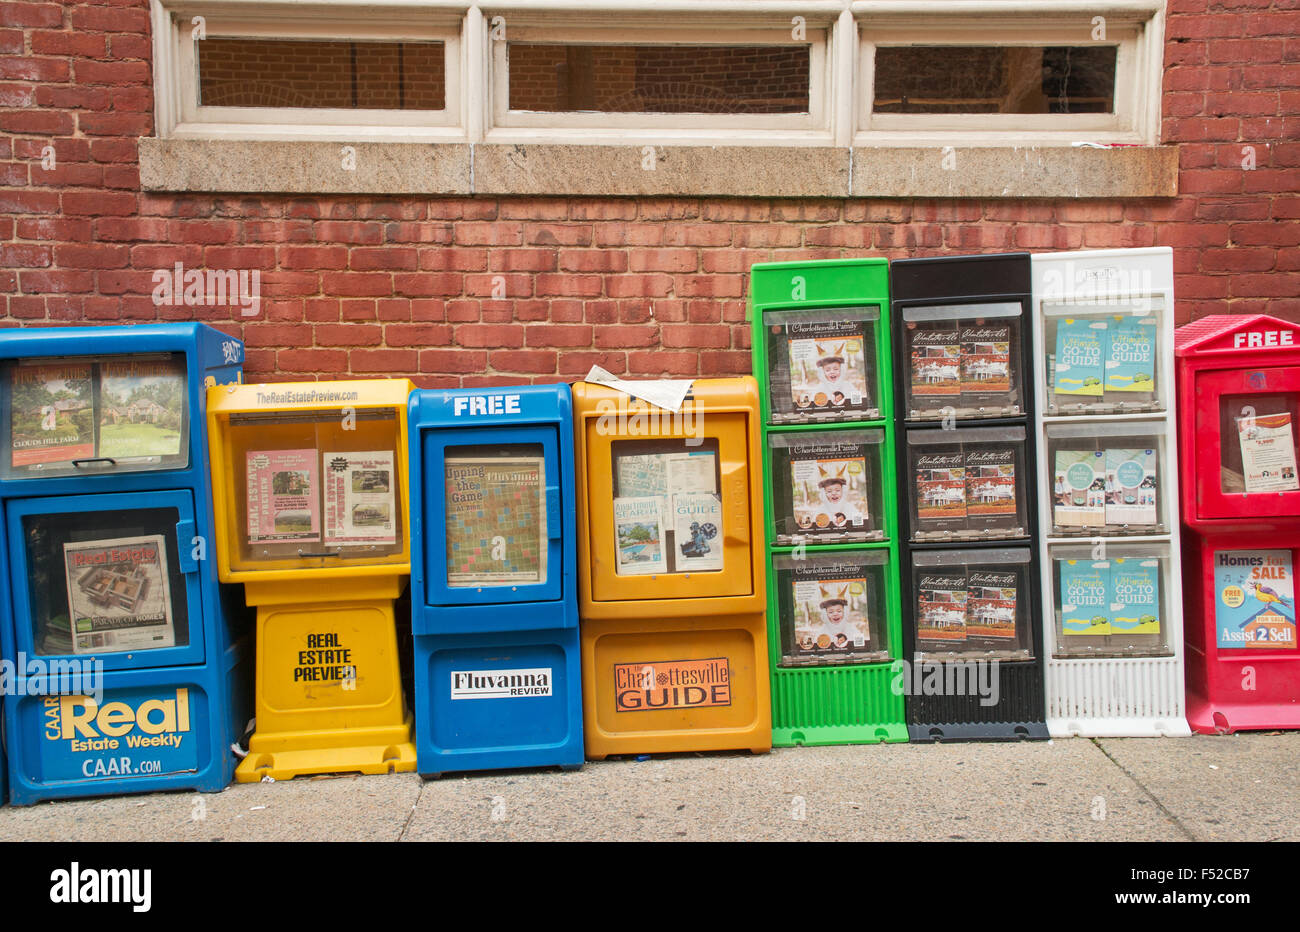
[749,258,907,745]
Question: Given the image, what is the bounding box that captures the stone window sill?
[139,139,1178,199]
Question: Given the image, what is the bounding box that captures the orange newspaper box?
[572,377,771,758]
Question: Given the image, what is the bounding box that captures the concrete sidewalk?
[0,734,1293,842]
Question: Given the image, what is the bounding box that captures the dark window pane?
[198,38,445,110]
[508,44,809,114]
[24,508,190,655]
[873,45,1116,114]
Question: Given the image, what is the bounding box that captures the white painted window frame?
[151,0,1164,147]
[152,0,467,142]
[482,17,834,146]
[854,0,1165,146]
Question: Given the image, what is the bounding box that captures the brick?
[674,275,744,298]
[628,248,697,273]
[456,222,523,246]
[55,243,128,269]
[489,249,558,273]
[661,323,730,349]
[1246,11,1300,35]
[594,222,664,248]
[106,35,151,60]
[803,225,870,248]
[418,247,488,271]
[526,324,592,348]
[1180,169,1245,194]
[488,350,557,374]
[567,200,637,221]
[89,138,137,163]
[1012,226,1084,251]
[558,352,626,376]
[1230,273,1300,297]
[1155,223,1231,247]
[0,56,68,81]
[394,272,464,298]
[203,246,275,269]
[0,83,34,107]
[499,198,569,221]
[71,4,149,32]
[1197,196,1271,221]
[385,323,453,347]
[74,59,147,85]
[77,111,151,136]
[0,109,74,135]
[524,223,592,247]
[700,202,769,223]
[9,296,47,317]
[260,272,317,300]
[320,272,392,297]
[455,324,524,348]
[157,219,232,245]
[1165,116,1242,141]
[129,244,202,269]
[0,3,63,27]
[1201,247,1276,272]
[465,273,527,298]
[0,244,51,267]
[340,299,376,321]
[445,300,480,322]
[593,324,657,350]
[534,273,602,297]
[62,190,135,216]
[1081,225,1157,248]
[19,269,95,293]
[350,247,417,271]
[315,220,383,244]
[276,349,348,373]
[243,323,313,347]
[583,300,618,324]
[732,224,801,248]
[559,250,627,273]
[687,300,722,324]
[315,323,382,346]
[605,274,673,298]
[305,299,340,322]
[638,199,700,222]
[662,223,733,247]
[626,351,697,376]
[246,220,313,244]
[420,348,486,373]
[698,351,752,375]
[377,298,411,321]
[94,217,168,242]
[1230,222,1300,246]
[874,224,945,249]
[350,349,418,373]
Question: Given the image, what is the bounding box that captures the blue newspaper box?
[408,384,583,776]
[0,324,252,804]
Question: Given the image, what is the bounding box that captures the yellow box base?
[235,716,417,781]
[240,597,415,782]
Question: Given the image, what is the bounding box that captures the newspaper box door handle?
[176,519,199,573]
[546,484,562,540]
[723,463,750,546]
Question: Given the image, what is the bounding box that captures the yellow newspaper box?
[573,377,771,758]
[207,379,416,781]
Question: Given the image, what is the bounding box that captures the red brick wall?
[1,0,1297,386]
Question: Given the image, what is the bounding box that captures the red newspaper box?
[1175,314,1300,733]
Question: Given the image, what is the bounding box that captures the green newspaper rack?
[749,258,906,745]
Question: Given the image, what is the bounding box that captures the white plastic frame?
[1031,246,1188,737]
